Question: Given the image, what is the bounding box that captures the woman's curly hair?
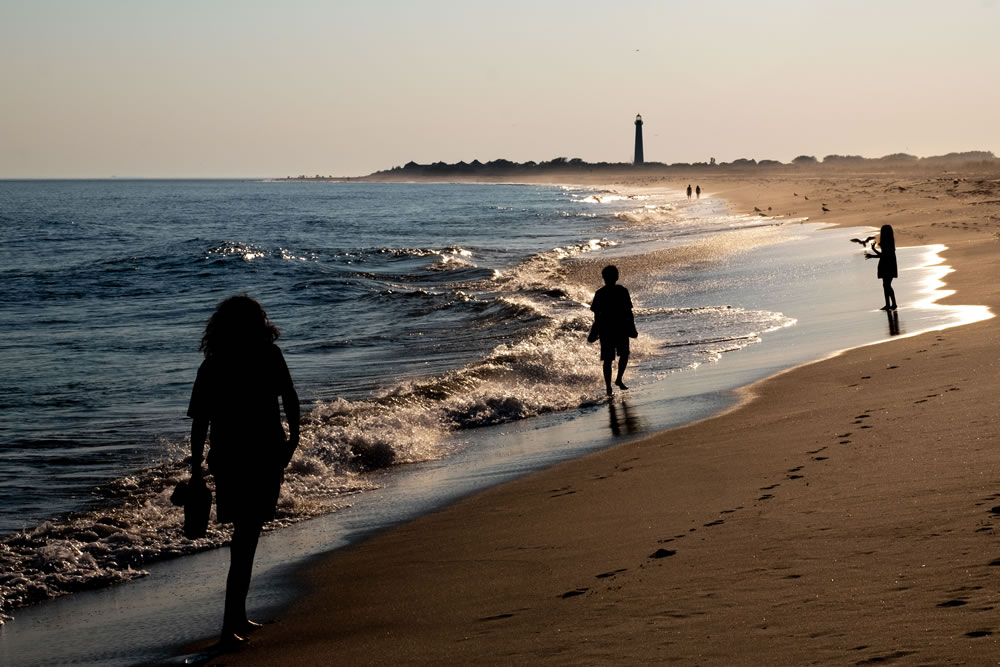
[200,295,279,358]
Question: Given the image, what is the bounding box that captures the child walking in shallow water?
[188,295,300,647]
[589,265,637,395]
[866,224,898,310]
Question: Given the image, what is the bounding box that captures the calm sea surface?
[0,179,847,622]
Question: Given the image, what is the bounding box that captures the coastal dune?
[225,167,1000,664]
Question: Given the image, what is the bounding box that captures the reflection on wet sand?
[886,309,901,336]
[609,399,642,436]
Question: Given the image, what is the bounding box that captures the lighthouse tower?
[633,114,644,165]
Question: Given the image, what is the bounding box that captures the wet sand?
[223,166,1000,664]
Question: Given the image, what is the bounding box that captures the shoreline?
[221,169,1000,664]
[0,172,994,664]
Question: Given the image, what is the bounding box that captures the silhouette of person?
[686,184,692,199]
[865,224,898,310]
[188,295,300,648]
[695,185,701,198]
[590,265,637,395]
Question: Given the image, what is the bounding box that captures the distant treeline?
[368,151,997,177]
[282,151,998,181]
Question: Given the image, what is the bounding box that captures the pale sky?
[2,0,998,178]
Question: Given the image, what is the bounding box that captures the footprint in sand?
[478,613,515,622]
[703,519,724,527]
[857,650,918,663]
[595,568,627,579]
[965,630,992,638]
[559,588,589,598]
[937,599,968,608]
[649,548,676,559]
[974,493,1000,507]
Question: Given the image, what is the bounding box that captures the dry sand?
[223,166,1000,665]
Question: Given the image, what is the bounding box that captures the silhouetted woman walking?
[188,295,300,647]
[866,224,898,310]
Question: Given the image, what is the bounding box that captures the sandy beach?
[221,165,1000,665]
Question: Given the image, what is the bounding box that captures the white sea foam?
[206,241,315,263]
[614,205,677,225]
[0,445,373,622]
[427,253,476,271]
[576,191,649,205]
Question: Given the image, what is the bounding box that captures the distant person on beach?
[589,265,637,395]
[686,184,692,199]
[188,295,300,648]
[695,185,701,198]
[865,224,898,310]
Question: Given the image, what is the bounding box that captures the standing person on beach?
[695,185,701,198]
[188,295,300,647]
[866,224,898,310]
[686,184,693,199]
[589,265,637,395]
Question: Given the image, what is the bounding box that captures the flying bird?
[850,236,876,246]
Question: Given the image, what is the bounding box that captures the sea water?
[0,179,985,635]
